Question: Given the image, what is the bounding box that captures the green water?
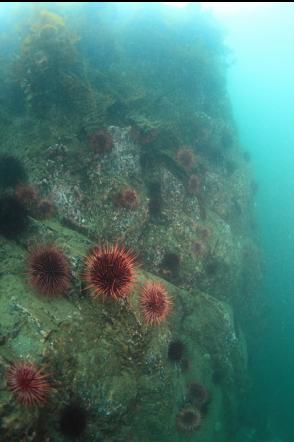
[223,4,294,441]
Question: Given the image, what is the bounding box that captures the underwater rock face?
[27,124,252,302]
[0,223,246,442]
[0,4,262,441]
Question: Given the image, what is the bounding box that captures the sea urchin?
[83,244,136,300]
[116,187,139,209]
[168,339,186,363]
[176,406,202,433]
[0,194,28,238]
[27,245,71,297]
[187,174,201,195]
[187,381,210,408]
[89,129,113,154]
[176,146,196,171]
[59,402,88,438]
[140,281,172,325]
[36,198,55,219]
[6,361,51,406]
[0,154,27,189]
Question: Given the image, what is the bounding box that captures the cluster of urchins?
[5,244,172,401]
[0,155,54,239]
[1,154,210,435]
[167,340,211,433]
[176,381,211,433]
[5,243,210,434]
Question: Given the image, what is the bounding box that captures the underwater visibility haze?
[0,2,293,442]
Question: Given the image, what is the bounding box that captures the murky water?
[0,3,293,442]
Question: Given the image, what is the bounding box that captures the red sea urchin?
[15,184,38,208]
[187,381,210,408]
[168,339,186,363]
[83,244,136,300]
[187,174,201,195]
[0,194,28,238]
[176,406,202,433]
[27,245,71,297]
[37,198,55,219]
[89,129,113,154]
[140,281,172,325]
[116,187,139,209]
[176,146,196,171]
[6,361,51,405]
[191,240,206,257]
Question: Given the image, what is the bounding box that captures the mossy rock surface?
[0,4,263,440]
[0,220,246,441]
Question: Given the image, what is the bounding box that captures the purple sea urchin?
[28,245,71,296]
